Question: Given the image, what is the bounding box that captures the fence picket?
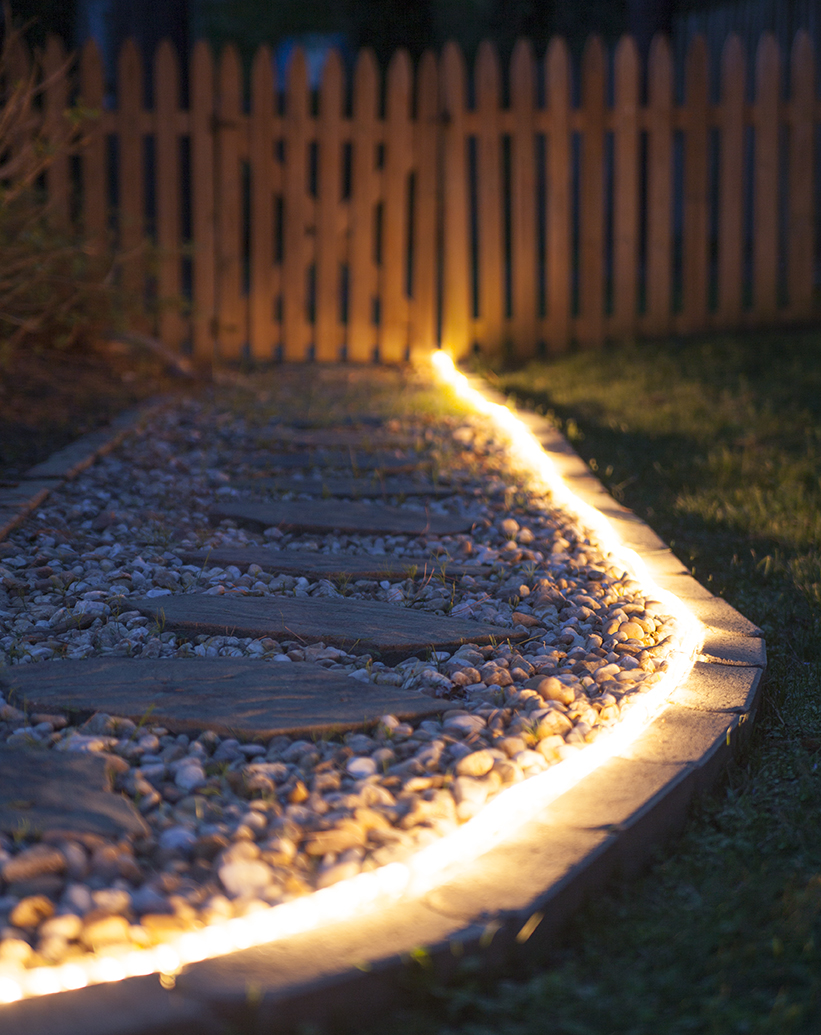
[510,39,538,356]
[440,42,471,358]
[682,35,709,332]
[645,34,673,336]
[410,50,438,357]
[155,40,184,349]
[753,34,780,321]
[717,34,744,327]
[315,49,344,361]
[190,41,216,365]
[545,36,571,351]
[117,39,145,322]
[475,41,504,355]
[348,49,379,362]
[43,36,70,229]
[788,30,814,319]
[579,36,606,346]
[613,34,640,338]
[249,45,277,359]
[216,44,245,359]
[381,49,413,363]
[79,39,106,247]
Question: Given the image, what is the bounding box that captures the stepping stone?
[262,428,419,449]
[0,746,148,840]
[128,594,524,658]
[235,475,455,498]
[252,451,426,474]
[210,499,475,536]
[0,659,446,739]
[179,547,492,581]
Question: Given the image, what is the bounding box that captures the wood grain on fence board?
[215,45,245,359]
[316,49,345,362]
[510,39,538,356]
[789,30,815,319]
[475,41,504,355]
[580,36,606,346]
[545,37,572,351]
[43,36,70,230]
[753,33,780,321]
[382,49,413,363]
[155,40,184,350]
[682,35,709,333]
[117,40,146,323]
[349,49,379,362]
[646,34,673,336]
[410,49,439,356]
[190,41,216,363]
[441,42,471,358]
[249,45,277,360]
[613,34,640,338]
[717,35,744,327]
[79,40,107,247]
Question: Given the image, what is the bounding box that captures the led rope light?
[0,355,703,1004]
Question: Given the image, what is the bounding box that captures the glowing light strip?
[0,354,703,1005]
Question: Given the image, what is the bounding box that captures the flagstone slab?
[0,745,148,840]
[179,547,492,581]
[236,475,455,498]
[252,451,426,474]
[0,659,446,738]
[128,594,522,656]
[210,500,475,536]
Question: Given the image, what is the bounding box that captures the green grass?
[360,330,821,1035]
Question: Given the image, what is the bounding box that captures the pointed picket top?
[546,34,571,108]
[218,42,242,112]
[789,29,815,318]
[416,47,438,117]
[545,35,572,352]
[353,46,379,118]
[155,38,183,350]
[286,44,309,115]
[581,34,605,106]
[386,46,412,119]
[646,33,674,336]
[320,46,344,113]
[579,35,606,346]
[682,34,709,333]
[411,48,439,356]
[648,32,673,104]
[382,47,413,363]
[118,37,143,111]
[316,47,345,362]
[190,39,217,364]
[510,36,536,107]
[475,40,503,354]
[441,40,467,114]
[250,43,277,359]
[80,36,105,101]
[475,39,501,105]
[79,37,106,242]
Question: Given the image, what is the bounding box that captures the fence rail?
[20,31,821,362]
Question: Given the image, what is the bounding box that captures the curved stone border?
[0,401,164,544]
[1,379,765,1035]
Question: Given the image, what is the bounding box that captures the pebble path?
[0,381,684,977]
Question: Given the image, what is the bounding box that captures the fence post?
[440,41,471,359]
[613,34,640,340]
[349,48,379,362]
[382,48,413,363]
[215,44,245,359]
[682,34,709,333]
[475,40,504,356]
[410,49,439,358]
[190,40,216,365]
[79,39,106,248]
[545,36,571,351]
[579,35,606,346]
[316,49,344,362]
[117,39,146,325]
[789,30,815,320]
[43,35,70,230]
[249,44,276,360]
[510,38,538,357]
[645,33,673,336]
[155,39,184,350]
[717,34,744,328]
[753,33,779,322]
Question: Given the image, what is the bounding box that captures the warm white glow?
[0,353,703,1004]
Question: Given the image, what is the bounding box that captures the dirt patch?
[0,342,195,481]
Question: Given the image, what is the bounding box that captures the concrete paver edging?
[0,375,765,1035]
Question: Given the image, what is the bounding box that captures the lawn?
[366,329,821,1035]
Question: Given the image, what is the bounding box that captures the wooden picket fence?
[27,30,821,363]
